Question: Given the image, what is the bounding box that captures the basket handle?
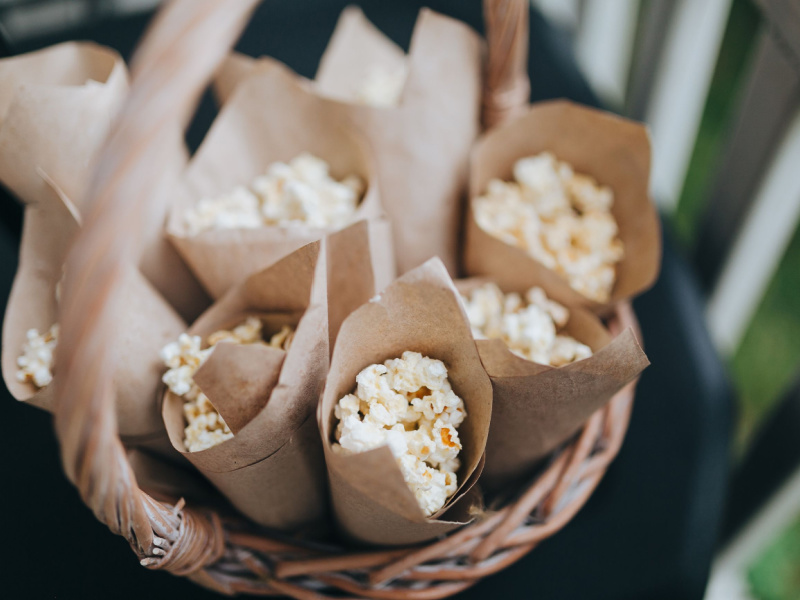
[52,0,530,575]
[482,0,530,128]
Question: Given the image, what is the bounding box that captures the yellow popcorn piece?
[461,282,592,367]
[474,151,624,303]
[161,316,294,452]
[332,351,467,517]
[184,153,363,235]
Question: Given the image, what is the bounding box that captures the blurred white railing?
[708,108,800,353]
[575,0,639,108]
[645,0,733,211]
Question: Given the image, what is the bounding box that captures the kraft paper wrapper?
[325,220,377,352]
[456,278,650,489]
[138,128,212,321]
[214,7,482,276]
[162,241,330,530]
[0,42,127,209]
[318,258,492,546]
[1,176,186,444]
[168,60,392,300]
[0,42,209,321]
[463,100,662,315]
[127,448,224,508]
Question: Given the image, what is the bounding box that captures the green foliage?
[672,0,761,247]
[748,512,800,600]
[732,230,800,451]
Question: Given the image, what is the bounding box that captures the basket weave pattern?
[51,1,640,597]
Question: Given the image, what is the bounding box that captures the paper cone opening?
[167,61,383,299]
[464,100,661,314]
[0,42,128,208]
[455,276,612,375]
[0,42,121,115]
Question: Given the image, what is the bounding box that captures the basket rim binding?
[48,1,642,598]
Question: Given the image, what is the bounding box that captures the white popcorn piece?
[461,283,592,367]
[355,63,408,107]
[332,351,467,517]
[16,324,59,389]
[184,186,263,236]
[549,335,593,367]
[184,153,364,235]
[474,151,624,303]
[161,316,294,452]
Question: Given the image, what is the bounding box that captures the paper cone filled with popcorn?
[457,278,649,489]
[161,238,334,531]
[318,258,492,546]
[167,60,393,300]
[463,100,661,314]
[215,7,482,276]
[1,177,186,450]
[0,42,209,321]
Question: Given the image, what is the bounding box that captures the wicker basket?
[51,1,642,597]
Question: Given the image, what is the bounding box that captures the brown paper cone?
[1,176,186,444]
[325,220,377,351]
[137,128,212,321]
[162,240,330,530]
[214,7,483,276]
[193,342,285,434]
[113,266,191,442]
[314,6,408,102]
[463,100,662,315]
[167,60,391,300]
[457,276,650,489]
[0,42,127,207]
[2,174,79,411]
[126,448,223,508]
[318,258,493,546]
[0,42,209,322]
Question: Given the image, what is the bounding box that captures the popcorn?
[355,63,408,107]
[16,324,59,388]
[184,186,262,235]
[461,283,592,367]
[332,351,467,517]
[161,316,294,452]
[184,153,364,235]
[474,151,624,303]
